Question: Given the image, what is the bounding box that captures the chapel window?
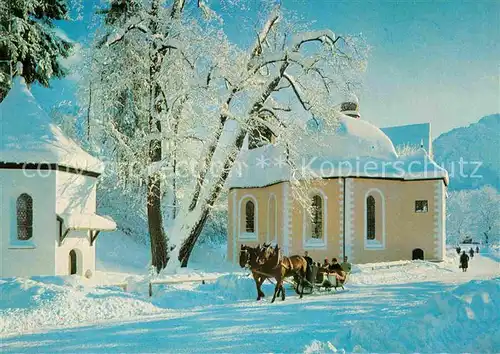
[366,195,376,240]
[311,195,323,239]
[245,200,255,233]
[17,194,33,240]
[415,200,429,213]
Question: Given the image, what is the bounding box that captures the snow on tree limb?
[171,0,186,18]
[102,21,149,47]
[290,30,338,50]
[250,7,281,60]
[282,72,311,111]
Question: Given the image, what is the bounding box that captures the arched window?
[245,200,255,233]
[16,194,33,241]
[311,195,323,239]
[366,195,375,240]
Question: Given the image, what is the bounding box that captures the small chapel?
[0,77,116,278]
[227,100,448,264]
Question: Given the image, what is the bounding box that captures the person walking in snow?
[476,246,479,254]
[469,248,474,259]
[460,251,469,272]
[456,246,461,255]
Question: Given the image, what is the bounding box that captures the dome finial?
[340,93,360,119]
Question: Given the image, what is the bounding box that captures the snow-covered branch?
[290,30,339,50]
[250,7,281,60]
[101,21,149,47]
[282,72,311,111]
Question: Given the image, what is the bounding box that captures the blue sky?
[32,0,499,137]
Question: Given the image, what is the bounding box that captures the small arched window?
[366,195,376,240]
[245,200,255,233]
[311,195,323,239]
[17,193,33,240]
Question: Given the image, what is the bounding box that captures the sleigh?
[294,264,349,295]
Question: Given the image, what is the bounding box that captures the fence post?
[149,282,153,297]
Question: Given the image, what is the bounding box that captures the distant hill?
[433,114,500,191]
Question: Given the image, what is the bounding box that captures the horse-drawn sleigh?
[239,243,349,302]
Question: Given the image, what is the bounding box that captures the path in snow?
[1,254,498,353]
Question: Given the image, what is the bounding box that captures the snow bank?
[152,274,274,309]
[328,278,500,353]
[0,272,276,335]
[303,340,365,353]
[349,260,454,285]
[0,276,167,335]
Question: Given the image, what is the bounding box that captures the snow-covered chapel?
[0,77,116,278]
[227,100,449,264]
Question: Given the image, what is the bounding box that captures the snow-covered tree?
[446,190,473,245]
[82,1,367,271]
[167,4,368,269]
[81,0,240,271]
[469,186,500,246]
[0,0,72,101]
[447,186,500,246]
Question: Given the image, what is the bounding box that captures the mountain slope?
[433,114,500,191]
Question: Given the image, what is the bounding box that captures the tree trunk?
[178,131,247,266]
[148,176,168,270]
[179,209,210,267]
[87,79,92,140]
[147,0,168,272]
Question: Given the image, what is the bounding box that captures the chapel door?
[412,248,424,260]
[69,250,77,275]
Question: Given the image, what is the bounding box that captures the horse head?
[257,243,281,267]
[239,245,250,268]
[240,245,261,269]
[255,243,271,265]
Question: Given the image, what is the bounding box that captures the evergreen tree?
[0,0,72,101]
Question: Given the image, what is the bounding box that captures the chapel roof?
[229,113,448,189]
[0,77,104,175]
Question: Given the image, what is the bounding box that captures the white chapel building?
[0,77,116,278]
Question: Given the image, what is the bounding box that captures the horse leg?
[257,276,266,298]
[296,265,306,299]
[276,278,283,298]
[253,273,262,301]
[299,273,304,299]
[271,275,281,303]
[281,278,286,301]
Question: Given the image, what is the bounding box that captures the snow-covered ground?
[1,233,499,353]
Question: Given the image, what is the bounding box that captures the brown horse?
[256,244,308,303]
[239,244,269,300]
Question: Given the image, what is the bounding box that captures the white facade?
[0,77,116,278]
[0,169,57,277]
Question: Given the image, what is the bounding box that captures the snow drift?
[319,278,500,353]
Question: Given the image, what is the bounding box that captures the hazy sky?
[32,0,499,137]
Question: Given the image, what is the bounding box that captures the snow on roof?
[229,115,448,188]
[0,77,104,174]
[381,123,432,154]
[58,212,117,231]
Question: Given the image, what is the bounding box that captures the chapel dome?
[303,114,398,161]
[0,77,104,174]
